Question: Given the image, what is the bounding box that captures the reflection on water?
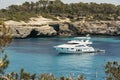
[6,37,120,80]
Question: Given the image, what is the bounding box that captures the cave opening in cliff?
[27,29,39,38]
[49,24,59,35]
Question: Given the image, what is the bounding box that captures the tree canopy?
[105,61,120,80]
[0,0,120,22]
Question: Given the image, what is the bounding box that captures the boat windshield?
[66,43,79,45]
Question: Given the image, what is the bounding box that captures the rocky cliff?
[3,17,120,38]
[51,21,120,36]
[72,21,120,36]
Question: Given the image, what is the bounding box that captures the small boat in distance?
[54,35,105,54]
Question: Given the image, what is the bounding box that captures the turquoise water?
[6,37,120,80]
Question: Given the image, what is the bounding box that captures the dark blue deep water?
[6,36,120,80]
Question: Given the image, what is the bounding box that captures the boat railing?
[74,37,91,40]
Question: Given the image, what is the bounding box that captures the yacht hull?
[54,47,105,54]
[59,51,96,54]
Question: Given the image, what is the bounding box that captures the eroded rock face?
[33,25,57,37]
[4,17,58,38]
[3,20,120,38]
[11,26,32,38]
[71,21,120,36]
[7,25,57,38]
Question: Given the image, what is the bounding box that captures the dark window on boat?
[71,48,74,49]
[76,49,81,51]
[76,45,85,47]
[78,49,81,51]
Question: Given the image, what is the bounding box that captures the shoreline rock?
[3,17,120,38]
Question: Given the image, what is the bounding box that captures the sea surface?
[6,36,120,80]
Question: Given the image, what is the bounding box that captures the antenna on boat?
[86,34,90,37]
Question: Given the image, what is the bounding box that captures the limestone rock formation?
[2,17,120,38]
[71,21,120,36]
[4,19,57,38]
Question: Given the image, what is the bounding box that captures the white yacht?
[54,36,105,54]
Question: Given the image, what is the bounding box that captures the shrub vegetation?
[0,0,120,22]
